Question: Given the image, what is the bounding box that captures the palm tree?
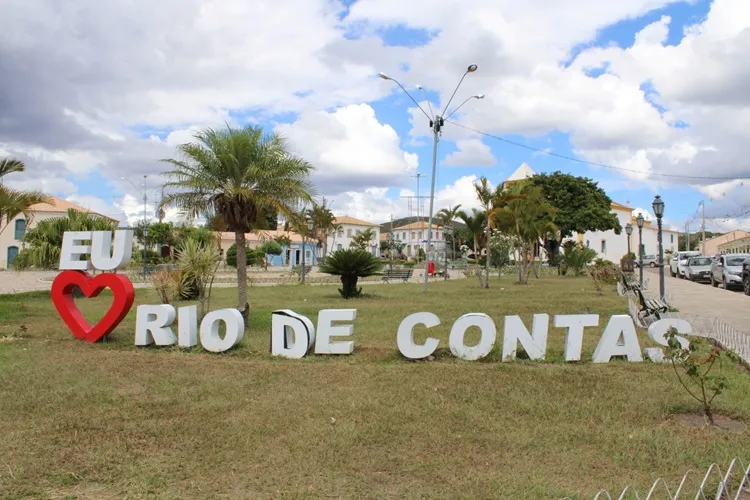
[0,157,51,235]
[437,204,462,260]
[309,199,336,259]
[160,125,314,321]
[474,177,524,288]
[458,209,488,286]
[15,209,119,269]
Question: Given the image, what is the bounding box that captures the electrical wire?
[445,120,750,182]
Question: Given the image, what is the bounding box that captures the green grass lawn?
[0,276,748,499]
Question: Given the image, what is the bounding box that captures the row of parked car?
[669,250,750,295]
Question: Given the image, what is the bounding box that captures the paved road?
[645,268,748,333]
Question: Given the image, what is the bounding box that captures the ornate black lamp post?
[636,213,645,288]
[625,223,633,256]
[652,195,666,299]
[301,219,313,284]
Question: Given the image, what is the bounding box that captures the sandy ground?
[0,265,465,294]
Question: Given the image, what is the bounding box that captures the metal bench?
[382,269,413,283]
[635,288,669,320]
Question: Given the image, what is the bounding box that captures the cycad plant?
[177,237,221,318]
[319,248,382,299]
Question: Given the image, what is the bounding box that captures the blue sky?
[4,0,749,232]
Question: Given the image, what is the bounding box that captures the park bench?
[382,268,413,283]
[635,288,669,320]
[619,274,641,293]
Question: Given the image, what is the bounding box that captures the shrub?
[563,243,597,276]
[588,259,620,295]
[226,244,264,268]
[319,249,383,299]
[622,252,636,260]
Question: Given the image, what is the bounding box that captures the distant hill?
[379,216,466,232]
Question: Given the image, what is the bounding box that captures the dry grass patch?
[0,276,748,498]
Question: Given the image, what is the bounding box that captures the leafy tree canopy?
[530,171,621,238]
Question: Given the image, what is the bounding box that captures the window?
[418,231,423,240]
[347,229,352,238]
[670,234,674,243]
[356,229,361,235]
[601,240,607,254]
[586,240,590,248]
[337,244,342,250]
[436,232,440,240]
[14,219,26,240]
[305,250,311,260]
[338,230,343,238]
[411,232,415,240]
[402,232,406,240]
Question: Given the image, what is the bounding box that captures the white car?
[685,256,712,282]
[670,251,701,278]
[711,253,750,290]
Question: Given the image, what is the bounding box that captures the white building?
[388,220,446,258]
[505,163,679,261]
[0,196,116,269]
[327,216,380,256]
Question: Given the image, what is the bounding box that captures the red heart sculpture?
[51,270,135,343]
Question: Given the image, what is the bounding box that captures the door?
[7,246,19,268]
[294,250,301,265]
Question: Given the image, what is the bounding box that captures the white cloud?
[442,139,496,167]
[277,104,418,194]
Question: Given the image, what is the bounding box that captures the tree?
[260,240,282,269]
[160,125,314,322]
[0,157,51,236]
[437,204,462,260]
[493,184,557,284]
[474,177,524,288]
[489,232,512,269]
[308,198,336,258]
[320,248,383,298]
[530,172,621,261]
[350,228,375,251]
[458,209,487,259]
[14,209,119,269]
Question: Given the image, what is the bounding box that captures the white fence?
[563,457,749,499]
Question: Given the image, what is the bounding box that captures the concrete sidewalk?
[646,268,748,333]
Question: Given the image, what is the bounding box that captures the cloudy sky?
[2,0,749,232]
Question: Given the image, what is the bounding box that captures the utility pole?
[701,200,706,255]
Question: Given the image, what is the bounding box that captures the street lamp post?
[379,65,483,291]
[625,223,633,256]
[122,175,149,281]
[443,224,453,281]
[636,214,645,288]
[143,227,149,281]
[652,195,666,300]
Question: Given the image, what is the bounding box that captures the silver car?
[711,253,750,290]
[635,255,657,267]
[685,256,712,282]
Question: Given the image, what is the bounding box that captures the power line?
[445,120,750,182]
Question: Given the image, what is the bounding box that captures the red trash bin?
[428,261,435,275]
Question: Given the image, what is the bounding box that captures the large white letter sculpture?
[554,314,600,361]
[397,312,440,359]
[60,230,133,270]
[592,315,642,363]
[645,319,691,362]
[502,314,549,361]
[135,305,177,346]
[315,309,357,354]
[200,309,245,353]
[449,313,496,361]
[271,310,316,359]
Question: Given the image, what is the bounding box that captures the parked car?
[710,253,750,290]
[743,257,750,296]
[635,255,657,267]
[670,251,701,278]
[685,256,712,282]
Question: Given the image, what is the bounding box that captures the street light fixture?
[636,214,645,288]
[652,195,666,300]
[379,64,483,292]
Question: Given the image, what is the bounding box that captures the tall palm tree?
[458,209,487,287]
[309,198,336,258]
[437,204,462,260]
[15,209,119,269]
[0,157,51,235]
[474,177,524,288]
[160,125,314,320]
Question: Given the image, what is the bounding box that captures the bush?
[563,243,597,276]
[622,252,636,260]
[319,249,383,299]
[588,259,620,295]
[226,244,264,267]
